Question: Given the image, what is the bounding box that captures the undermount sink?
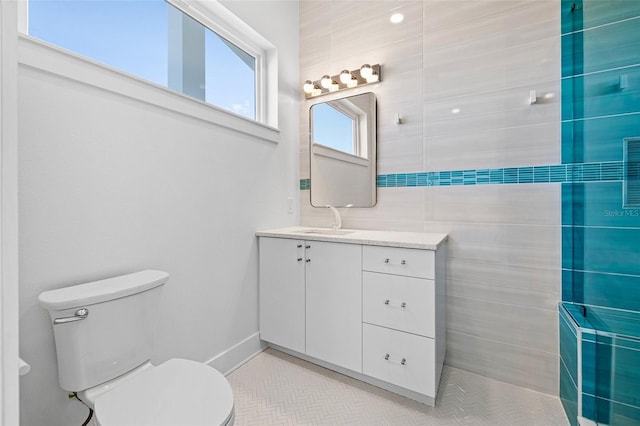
[299,228,355,235]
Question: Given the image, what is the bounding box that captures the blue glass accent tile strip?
[302,162,627,190]
[371,163,625,188]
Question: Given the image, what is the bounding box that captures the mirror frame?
[309,92,377,208]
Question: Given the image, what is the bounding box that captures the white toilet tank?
[38,270,169,392]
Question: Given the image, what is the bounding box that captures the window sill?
[17,35,280,144]
[312,143,369,167]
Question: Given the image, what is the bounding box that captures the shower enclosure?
[559,1,640,425]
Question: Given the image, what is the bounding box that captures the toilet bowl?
[83,359,234,426]
[38,270,234,426]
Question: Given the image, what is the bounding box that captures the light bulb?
[303,80,314,94]
[365,72,379,83]
[360,64,373,79]
[347,77,358,88]
[339,70,352,84]
[329,81,339,92]
[320,75,332,89]
[312,87,321,96]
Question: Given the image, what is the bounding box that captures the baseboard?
[206,332,267,376]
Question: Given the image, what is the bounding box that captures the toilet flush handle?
[53,308,89,325]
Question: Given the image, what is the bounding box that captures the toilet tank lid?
[38,270,169,311]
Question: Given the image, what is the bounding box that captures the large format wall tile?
[423,220,561,269]
[447,295,558,354]
[300,0,563,396]
[425,121,560,171]
[447,258,560,310]
[428,184,561,226]
[425,38,559,102]
[447,330,559,395]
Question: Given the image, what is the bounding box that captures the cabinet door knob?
[306,259,311,263]
[384,353,407,366]
[297,244,302,248]
[384,300,407,308]
[305,245,311,249]
[401,260,406,265]
[297,258,303,262]
[384,258,390,263]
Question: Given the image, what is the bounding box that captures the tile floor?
[227,348,569,425]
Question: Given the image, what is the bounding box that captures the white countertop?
[256,226,448,250]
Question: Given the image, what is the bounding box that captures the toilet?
[39,270,234,426]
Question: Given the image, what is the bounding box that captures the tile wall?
[559,1,640,424]
[561,0,640,310]
[299,0,561,395]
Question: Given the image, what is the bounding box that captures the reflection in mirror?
[310,92,376,208]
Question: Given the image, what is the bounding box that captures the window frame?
[17,0,278,131]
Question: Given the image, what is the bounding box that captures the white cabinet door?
[362,272,435,338]
[306,241,362,372]
[259,237,306,354]
[363,323,436,396]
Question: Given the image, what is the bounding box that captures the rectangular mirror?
[310,92,377,207]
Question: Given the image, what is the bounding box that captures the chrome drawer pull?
[384,353,407,365]
[54,308,89,325]
[384,300,407,308]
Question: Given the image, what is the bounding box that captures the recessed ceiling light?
[451,108,461,114]
[390,13,404,24]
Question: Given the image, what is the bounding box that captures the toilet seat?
[94,358,234,426]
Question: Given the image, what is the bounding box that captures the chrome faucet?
[327,205,342,230]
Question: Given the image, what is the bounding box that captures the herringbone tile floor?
[227,348,569,426]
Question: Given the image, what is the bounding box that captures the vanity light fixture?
[303,64,382,99]
[339,70,352,84]
[303,80,315,93]
[360,64,373,78]
[320,75,333,89]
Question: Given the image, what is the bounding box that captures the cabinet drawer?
[362,246,434,279]
[363,323,435,396]
[363,272,434,337]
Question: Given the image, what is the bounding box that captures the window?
[24,0,270,123]
[310,96,369,159]
[312,103,356,155]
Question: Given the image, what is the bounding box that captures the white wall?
[300,0,561,395]
[1,0,20,424]
[17,1,298,425]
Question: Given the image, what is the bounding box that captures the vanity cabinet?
[259,238,362,372]
[258,237,306,353]
[305,241,362,372]
[257,228,447,406]
[361,246,445,398]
